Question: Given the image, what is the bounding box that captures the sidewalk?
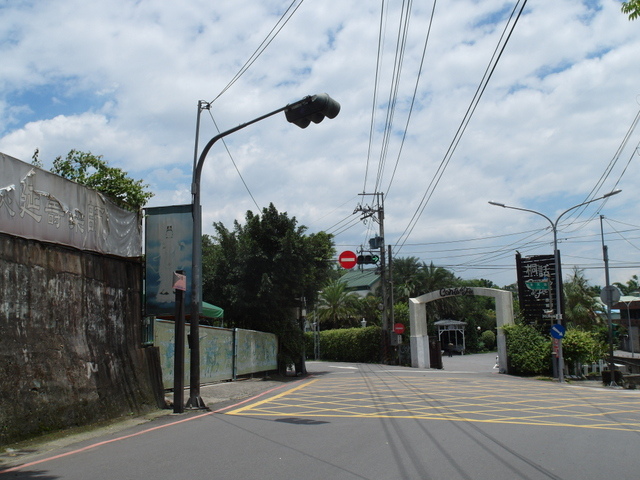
[0,374,301,469]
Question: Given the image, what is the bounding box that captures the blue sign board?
[550,324,566,339]
[144,204,193,316]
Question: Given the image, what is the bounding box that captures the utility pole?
[601,215,619,387]
[355,192,390,361]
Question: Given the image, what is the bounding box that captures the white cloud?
[1,0,639,288]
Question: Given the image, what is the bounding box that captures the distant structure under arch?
[409,287,514,373]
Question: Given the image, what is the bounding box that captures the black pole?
[187,95,339,407]
[173,271,186,413]
[187,104,291,409]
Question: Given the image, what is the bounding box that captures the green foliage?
[47,150,153,211]
[392,257,458,302]
[622,0,640,20]
[393,302,409,334]
[202,203,335,365]
[613,274,639,295]
[503,324,551,376]
[563,268,600,328]
[562,328,606,367]
[480,330,496,350]
[354,295,383,327]
[305,326,382,363]
[315,279,360,329]
[391,258,503,339]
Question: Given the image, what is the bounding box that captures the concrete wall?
[0,233,156,445]
[154,320,278,388]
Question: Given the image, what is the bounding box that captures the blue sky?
[1,0,639,289]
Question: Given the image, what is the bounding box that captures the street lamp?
[489,189,621,383]
[185,94,340,409]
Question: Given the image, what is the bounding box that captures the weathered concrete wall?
[154,320,278,388]
[0,233,156,445]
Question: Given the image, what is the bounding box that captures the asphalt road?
[3,353,640,480]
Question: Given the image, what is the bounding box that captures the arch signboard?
[409,287,514,373]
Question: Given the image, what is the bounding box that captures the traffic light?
[285,93,341,129]
[357,254,380,265]
[369,236,383,249]
[612,323,620,340]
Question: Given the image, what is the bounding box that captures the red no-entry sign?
[338,250,357,269]
[393,323,405,335]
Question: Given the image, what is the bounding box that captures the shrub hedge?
[502,324,551,376]
[305,326,382,363]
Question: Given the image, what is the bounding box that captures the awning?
[156,301,224,320]
[202,301,224,318]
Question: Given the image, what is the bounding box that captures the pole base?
[185,395,208,410]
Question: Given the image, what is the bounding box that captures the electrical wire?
[559,107,640,234]
[210,0,306,103]
[363,0,387,193]
[385,0,438,198]
[206,110,261,211]
[394,0,529,254]
[571,107,640,220]
[374,0,414,194]
[604,216,640,253]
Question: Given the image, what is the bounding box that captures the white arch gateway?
[409,287,514,373]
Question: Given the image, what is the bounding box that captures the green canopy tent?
[156,301,224,321]
[202,302,224,319]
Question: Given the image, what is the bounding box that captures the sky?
[1,0,639,290]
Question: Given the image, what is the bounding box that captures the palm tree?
[419,261,457,293]
[392,256,423,300]
[315,280,359,329]
[564,268,600,328]
[614,275,639,296]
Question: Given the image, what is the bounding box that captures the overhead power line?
[210,0,306,104]
[394,0,529,255]
[565,106,640,228]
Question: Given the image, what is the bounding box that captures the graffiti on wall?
[155,320,277,388]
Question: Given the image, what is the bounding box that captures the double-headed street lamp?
[489,189,621,383]
[185,94,340,409]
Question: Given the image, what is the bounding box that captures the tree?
[354,295,384,327]
[392,256,424,299]
[614,274,639,296]
[419,261,460,327]
[563,268,600,329]
[622,1,640,20]
[562,328,606,376]
[46,149,153,211]
[203,203,335,370]
[503,324,551,376]
[315,279,359,329]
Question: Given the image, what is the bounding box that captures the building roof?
[339,269,380,291]
[595,295,640,310]
[434,319,468,326]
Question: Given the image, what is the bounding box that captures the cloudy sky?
[1,0,639,289]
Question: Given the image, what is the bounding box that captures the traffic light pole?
[188,104,291,409]
[188,94,340,409]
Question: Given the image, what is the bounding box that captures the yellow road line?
[225,378,321,415]
[223,375,640,432]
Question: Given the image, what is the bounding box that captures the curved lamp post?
[186,94,340,409]
[489,189,621,383]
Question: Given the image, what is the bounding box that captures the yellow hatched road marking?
[226,378,321,415]
[223,373,640,432]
